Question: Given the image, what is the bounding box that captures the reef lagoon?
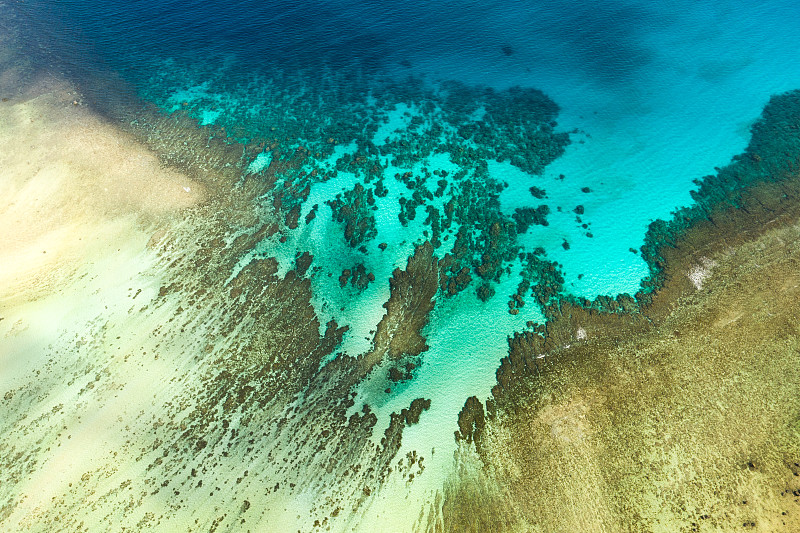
[2,1,800,531]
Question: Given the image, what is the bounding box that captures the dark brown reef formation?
[441,90,800,532]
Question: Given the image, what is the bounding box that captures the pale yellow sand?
[0,44,439,527]
[0,74,203,306]
[0,64,208,530]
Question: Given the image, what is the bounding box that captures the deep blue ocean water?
[22,1,658,81]
[13,0,800,504]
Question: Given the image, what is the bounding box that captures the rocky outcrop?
[359,242,439,376]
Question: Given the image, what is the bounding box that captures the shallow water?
[4,0,800,530]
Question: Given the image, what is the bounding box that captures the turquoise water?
[406,1,800,297]
[153,2,800,503]
[10,0,800,525]
[35,0,795,300]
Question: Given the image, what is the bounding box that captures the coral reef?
[338,263,375,290]
[327,183,377,247]
[359,242,439,376]
[442,89,800,532]
[512,204,551,233]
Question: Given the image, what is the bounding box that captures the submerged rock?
[513,205,551,233]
